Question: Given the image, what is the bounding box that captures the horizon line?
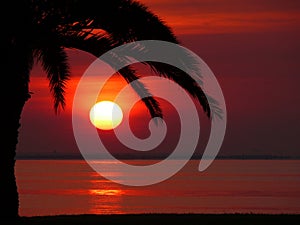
[15,155,299,160]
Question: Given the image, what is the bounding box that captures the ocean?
[15,159,300,216]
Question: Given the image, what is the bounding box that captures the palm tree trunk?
[1,40,31,218]
[1,104,24,218]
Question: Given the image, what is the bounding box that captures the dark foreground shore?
[3,214,300,225]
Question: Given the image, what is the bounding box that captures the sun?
[89,101,123,130]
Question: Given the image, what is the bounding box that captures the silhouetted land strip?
[16,154,299,160]
[4,213,300,225]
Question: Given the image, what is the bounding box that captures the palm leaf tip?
[52,80,69,114]
[118,67,163,120]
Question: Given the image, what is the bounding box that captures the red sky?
[17,0,300,158]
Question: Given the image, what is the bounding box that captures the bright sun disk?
[89,101,123,130]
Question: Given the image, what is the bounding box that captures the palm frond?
[35,46,70,113]
[119,67,162,118]
[61,32,162,118]
[61,30,117,55]
[44,0,219,118]
[146,62,211,118]
[58,0,215,118]
[106,41,216,119]
[61,0,178,43]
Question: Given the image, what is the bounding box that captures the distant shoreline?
[15,155,300,160]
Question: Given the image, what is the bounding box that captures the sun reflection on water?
[89,189,124,196]
[87,177,126,214]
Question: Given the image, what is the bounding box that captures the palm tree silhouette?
[2,0,211,218]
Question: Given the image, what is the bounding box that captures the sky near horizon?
[16,0,300,158]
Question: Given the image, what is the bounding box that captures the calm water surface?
[15,159,300,216]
